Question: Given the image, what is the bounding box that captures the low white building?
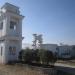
[58,45,72,58]
[22,43,75,59]
[41,44,74,59]
[22,43,58,53]
[41,44,58,53]
[0,3,24,64]
[22,43,33,49]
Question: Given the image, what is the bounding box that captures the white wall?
[0,41,6,64]
[41,44,58,53]
[0,18,7,37]
[58,46,72,58]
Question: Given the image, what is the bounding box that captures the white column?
[5,14,10,36]
[3,40,9,63]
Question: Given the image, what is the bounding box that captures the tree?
[45,50,54,65]
[23,49,33,63]
[72,46,75,58]
[39,49,46,64]
[18,49,57,66]
[31,49,40,63]
[18,50,25,62]
[39,49,57,65]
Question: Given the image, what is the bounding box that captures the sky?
[0,0,75,45]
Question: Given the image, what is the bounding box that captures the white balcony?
[0,35,24,41]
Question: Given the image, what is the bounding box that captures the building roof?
[1,3,19,9]
[1,3,20,14]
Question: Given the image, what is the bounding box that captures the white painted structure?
[22,43,33,49]
[41,44,58,53]
[0,3,24,64]
[58,45,72,58]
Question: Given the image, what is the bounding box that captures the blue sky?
[0,0,75,45]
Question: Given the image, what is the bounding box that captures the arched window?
[0,22,3,29]
[12,47,16,55]
[9,46,12,55]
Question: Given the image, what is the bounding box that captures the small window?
[0,22,3,29]
[1,47,3,56]
[10,21,17,30]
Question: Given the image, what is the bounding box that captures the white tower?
[0,3,24,64]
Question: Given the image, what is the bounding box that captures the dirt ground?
[0,64,55,75]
